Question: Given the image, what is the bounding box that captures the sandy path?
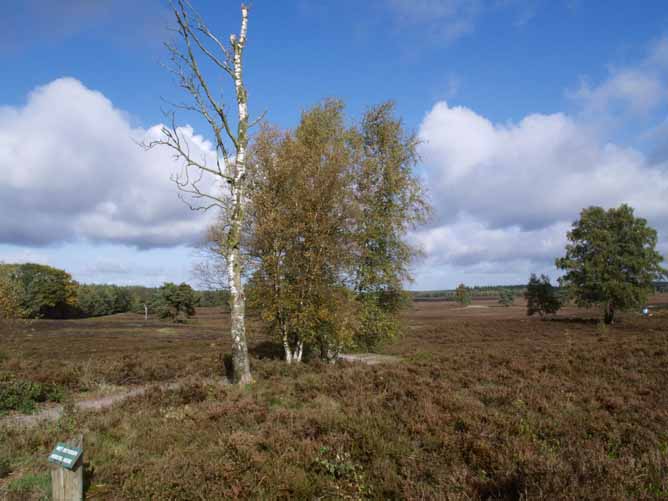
[1,355,400,428]
[1,379,220,429]
[338,353,402,365]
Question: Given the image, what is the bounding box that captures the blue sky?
[1,0,668,290]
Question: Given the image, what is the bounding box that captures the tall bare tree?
[147,1,255,384]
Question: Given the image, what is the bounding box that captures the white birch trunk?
[281,331,304,364]
[295,341,304,363]
[226,5,253,385]
[283,334,293,364]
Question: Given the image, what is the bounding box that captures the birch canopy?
[147,1,256,384]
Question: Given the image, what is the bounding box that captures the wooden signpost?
[48,441,84,500]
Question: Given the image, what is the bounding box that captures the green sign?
[48,443,82,471]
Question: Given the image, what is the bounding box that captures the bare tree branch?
[144,1,255,384]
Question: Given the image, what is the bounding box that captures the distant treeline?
[0,263,229,319]
[412,281,668,301]
[411,285,527,302]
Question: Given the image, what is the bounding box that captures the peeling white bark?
[283,334,293,364]
[157,3,254,384]
[282,332,304,364]
[227,4,253,385]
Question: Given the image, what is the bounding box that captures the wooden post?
[50,460,83,501]
[50,435,84,501]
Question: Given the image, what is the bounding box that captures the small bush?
[0,456,10,479]
[525,273,561,317]
[0,378,64,414]
[455,283,472,305]
[152,282,197,323]
[498,288,514,307]
[7,472,50,496]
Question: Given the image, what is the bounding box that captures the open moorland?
[1,297,668,500]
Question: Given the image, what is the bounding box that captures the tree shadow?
[249,341,285,361]
[475,471,526,501]
[221,353,234,382]
[543,317,601,325]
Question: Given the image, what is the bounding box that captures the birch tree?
[350,102,429,349]
[246,102,358,363]
[148,1,255,384]
[244,101,429,362]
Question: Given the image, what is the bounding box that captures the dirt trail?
[1,379,220,429]
[1,356,400,428]
[338,353,401,365]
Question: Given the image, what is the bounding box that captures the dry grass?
[1,298,668,499]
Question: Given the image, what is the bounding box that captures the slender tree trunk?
[281,329,303,363]
[227,237,252,383]
[155,3,255,383]
[283,339,293,364]
[225,5,253,385]
[281,323,293,364]
[604,301,615,325]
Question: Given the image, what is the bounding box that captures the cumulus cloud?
[413,217,570,267]
[0,78,220,248]
[414,100,668,280]
[571,70,664,116]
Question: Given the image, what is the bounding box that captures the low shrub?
[0,378,64,414]
[0,455,10,479]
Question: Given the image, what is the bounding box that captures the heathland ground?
[1,296,667,499]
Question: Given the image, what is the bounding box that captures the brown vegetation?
[1,298,667,499]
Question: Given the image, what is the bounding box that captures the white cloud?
[413,100,668,284]
[571,70,664,115]
[569,36,668,117]
[414,217,569,266]
[387,0,482,42]
[0,78,220,248]
[386,0,541,43]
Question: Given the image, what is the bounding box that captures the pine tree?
[525,274,561,318]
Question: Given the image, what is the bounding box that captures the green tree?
[525,274,561,317]
[454,283,471,306]
[127,286,156,315]
[246,101,357,362]
[244,100,429,362]
[111,287,132,313]
[0,267,25,330]
[498,288,514,307]
[77,285,134,317]
[153,283,198,323]
[2,263,78,319]
[350,102,429,349]
[197,289,231,308]
[77,284,113,317]
[556,204,666,324]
